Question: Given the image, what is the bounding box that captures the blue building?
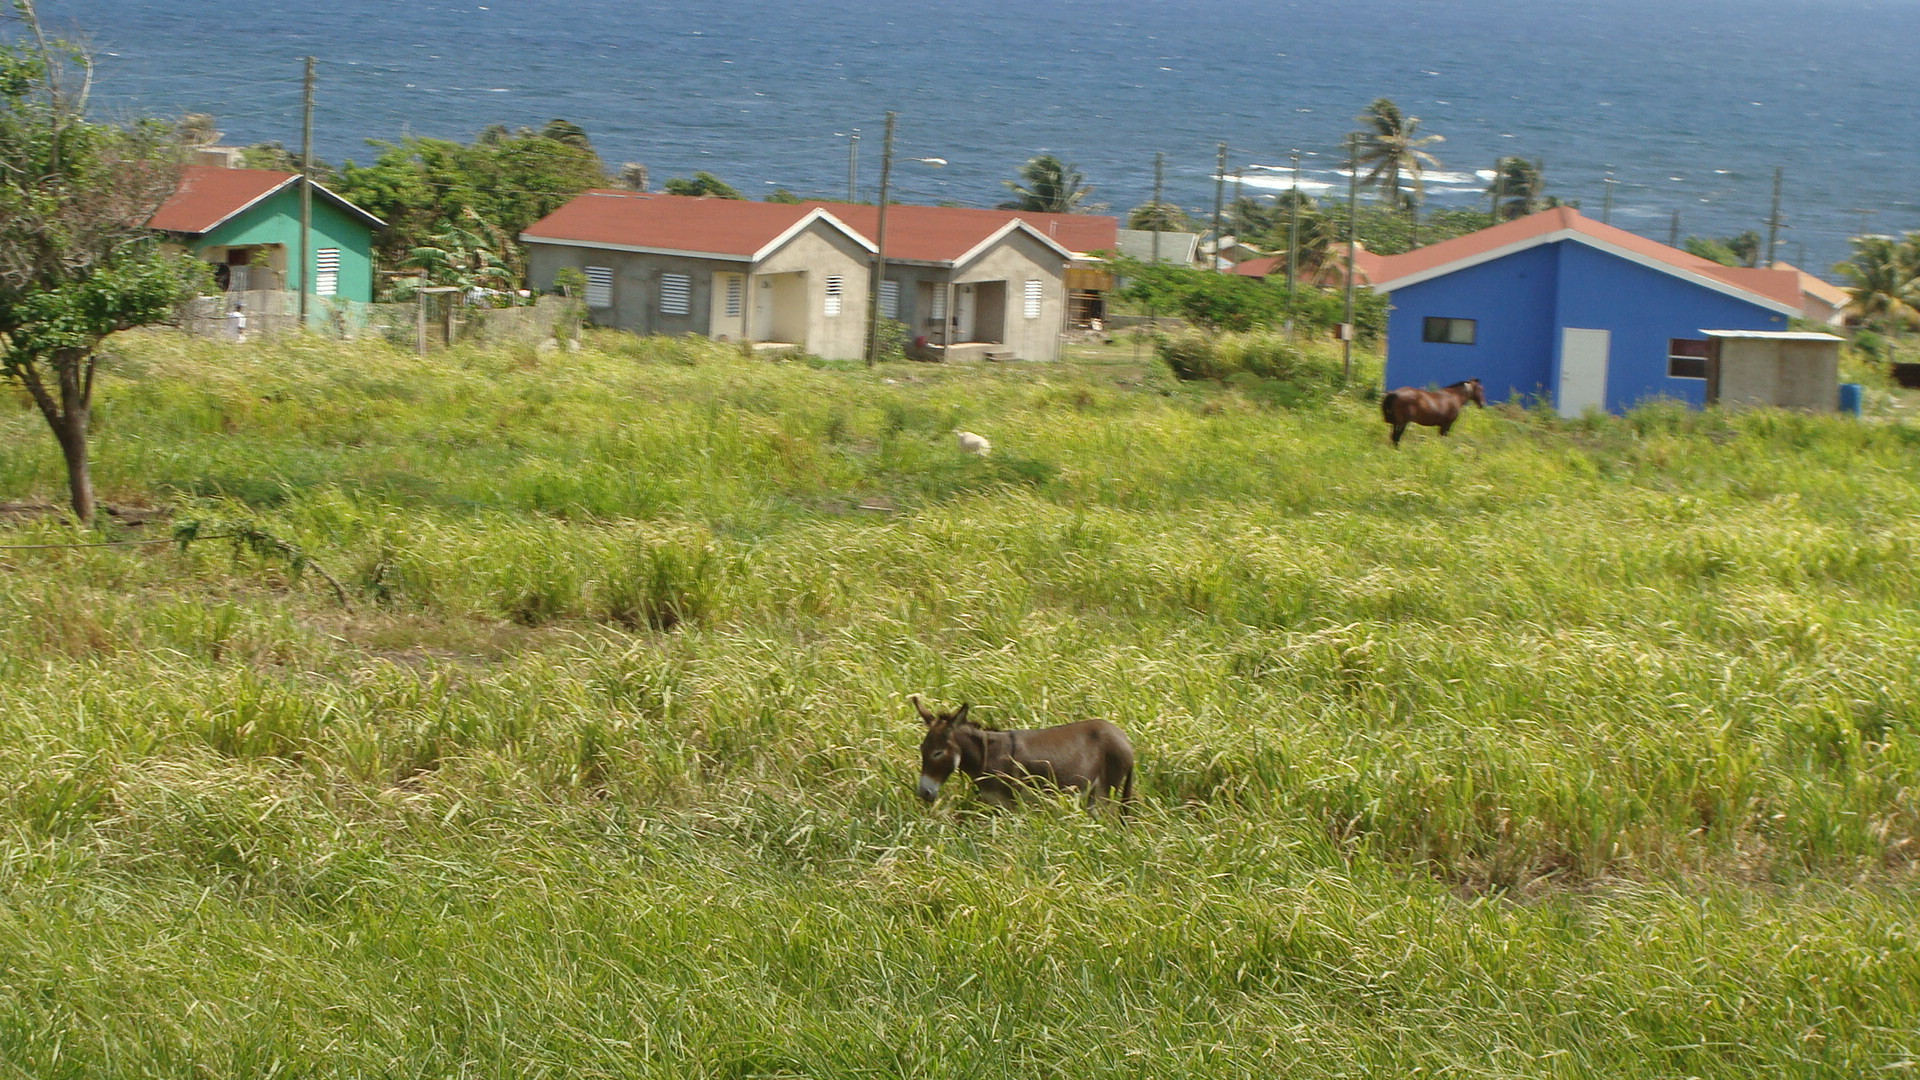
[1371,208,1805,415]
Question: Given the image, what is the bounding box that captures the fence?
[182,291,578,351]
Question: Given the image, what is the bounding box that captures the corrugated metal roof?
[148,166,385,234]
[1366,207,1803,314]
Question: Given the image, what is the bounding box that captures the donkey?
[911,694,1134,808]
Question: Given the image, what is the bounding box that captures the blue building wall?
[1383,244,1559,404]
[1550,242,1787,412]
[1384,240,1791,413]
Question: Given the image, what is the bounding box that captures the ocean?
[62,0,1920,274]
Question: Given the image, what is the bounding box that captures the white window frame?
[878,280,899,320]
[660,272,691,316]
[824,275,844,317]
[314,248,340,298]
[1023,279,1042,320]
[584,266,614,309]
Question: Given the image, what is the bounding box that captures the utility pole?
[864,112,896,367]
[846,130,859,202]
[1342,133,1358,384]
[1491,159,1505,224]
[1601,172,1616,225]
[1150,151,1164,265]
[1764,166,1784,265]
[1669,209,1681,248]
[1285,148,1300,336]
[298,55,316,325]
[1211,142,1227,272]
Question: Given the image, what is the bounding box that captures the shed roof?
[521,191,872,262]
[148,165,385,234]
[1365,207,1802,316]
[1701,330,1845,341]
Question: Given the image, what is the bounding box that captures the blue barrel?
[1838,382,1863,417]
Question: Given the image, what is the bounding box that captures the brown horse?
[1381,378,1485,447]
[912,694,1134,808]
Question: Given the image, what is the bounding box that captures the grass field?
[0,330,1915,1077]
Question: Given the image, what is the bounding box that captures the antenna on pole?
[1669,209,1681,248]
[1601,172,1616,225]
[298,56,316,326]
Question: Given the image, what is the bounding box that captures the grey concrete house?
[812,203,1081,361]
[520,192,876,360]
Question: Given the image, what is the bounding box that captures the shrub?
[1157,330,1347,405]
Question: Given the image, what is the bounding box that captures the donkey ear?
[910,694,938,724]
[953,703,970,725]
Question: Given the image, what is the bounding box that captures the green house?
[149,166,385,303]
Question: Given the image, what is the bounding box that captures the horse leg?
[1439,418,1455,436]
[1391,422,1408,447]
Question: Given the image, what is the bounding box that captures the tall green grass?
[0,330,1916,1076]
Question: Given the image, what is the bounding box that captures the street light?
[834,129,859,201]
[865,115,947,366]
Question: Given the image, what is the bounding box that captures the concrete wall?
[1712,338,1839,412]
[527,220,872,361]
[955,230,1067,362]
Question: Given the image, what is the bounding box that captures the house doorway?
[1557,327,1610,416]
[753,272,806,345]
[952,281,1006,344]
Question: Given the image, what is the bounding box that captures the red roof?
[522,191,1115,266]
[1366,206,1801,312]
[521,190,865,259]
[148,166,385,234]
[1231,246,1388,286]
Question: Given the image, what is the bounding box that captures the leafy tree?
[402,207,513,296]
[332,122,605,291]
[1685,231,1762,268]
[1488,156,1549,220]
[1834,232,1920,331]
[764,188,802,204]
[0,7,208,523]
[1127,200,1196,232]
[539,118,591,151]
[1112,257,1385,340]
[1352,98,1444,213]
[663,171,743,199]
[999,154,1093,213]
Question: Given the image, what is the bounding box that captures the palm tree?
[1127,200,1195,232]
[1489,156,1547,220]
[1000,154,1092,213]
[1835,233,1920,331]
[1352,98,1444,214]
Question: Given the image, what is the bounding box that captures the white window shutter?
[724,275,744,318]
[878,280,899,320]
[1024,279,1042,319]
[584,266,613,308]
[660,273,691,316]
[315,249,341,297]
[824,275,844,317]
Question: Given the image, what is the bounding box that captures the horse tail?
[1120,767,1134,805]
[1380,390,1400,423]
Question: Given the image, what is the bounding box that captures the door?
[954,284,976,341]
[1557,327,1610,417]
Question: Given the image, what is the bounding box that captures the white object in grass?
[955,430,992,457]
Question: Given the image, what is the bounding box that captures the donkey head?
[912,694,972,802]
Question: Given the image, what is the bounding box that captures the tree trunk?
[54,409,94,525]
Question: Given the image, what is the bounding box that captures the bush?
[1157,330,1348,405]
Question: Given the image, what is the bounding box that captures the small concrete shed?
[1702,330,1844,412]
